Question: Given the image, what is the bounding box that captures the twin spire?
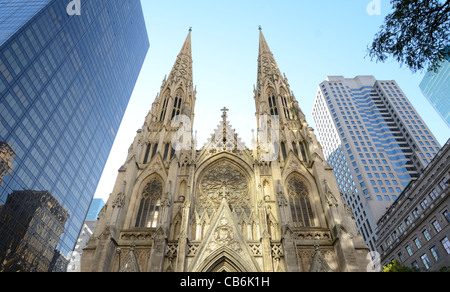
[168,27,281,89]
[177,26,272,55]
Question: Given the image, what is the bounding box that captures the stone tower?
[81,29,372,272]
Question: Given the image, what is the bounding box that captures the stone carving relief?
[207,217,241,253]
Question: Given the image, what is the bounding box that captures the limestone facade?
[81,29,372,272]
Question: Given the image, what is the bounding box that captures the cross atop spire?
[258,28,273,56]
[221,107,229,125]
[179,29,192,57]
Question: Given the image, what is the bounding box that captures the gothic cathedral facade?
[81,29,371,272]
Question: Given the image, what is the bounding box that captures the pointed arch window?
[287,176,315,227]
[160,91,170,122]
[135,178,163,228]
[143,143,151,164]
[163,143,170,161]
[299,142,307,162]
[171,90,183,120]
[280,142,287,161]
[268,91,279,116]
[151,143,158,159]
[281,96,292,120]
[160,98,169,122]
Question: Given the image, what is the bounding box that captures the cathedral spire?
[154,29,196,126]
[178,28,192,58]
[258,27,272,56]
[257,28,283,88]
[166,29,193,88]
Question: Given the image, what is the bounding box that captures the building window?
[413,208,420,218]
[151,143,159,159]
[423,229,431,241]
[135,178,163,228]
[160,97,169,122]
[414,238,422,249]
[433,220,442,233]
[163,143,170,161]
[441,237,450,254]
[281,95,292,120]
[281,142,287,161]
[171,90,183,120]
[299,142,307,162]
[443,210,450,223]
[420,199,429,209]
[287,175,315,228]
[143,144,151,164]
[421,254,431,270]
[268,92,279,116]
[406,245,413,256]
[429,188,439,200]
[430,246,441,262]
[439,177,448,190]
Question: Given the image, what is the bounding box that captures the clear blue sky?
[94,0,450,201]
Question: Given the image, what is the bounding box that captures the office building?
[0,0,149,271]
[419,47,450,128]
[376,139,450,271]
[0,0,52,46]
[86,198,105,220]
[312,76,441,250]
[0,190,69,272]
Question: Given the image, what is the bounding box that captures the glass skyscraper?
[0,0,52,46]
[86,198,105,221]
[419,47,450,128]
[0,0,149,272]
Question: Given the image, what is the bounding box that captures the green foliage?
[382,260,450,272]
[437,266,450,272]
[368,0,450,73]
[382,260,419,272]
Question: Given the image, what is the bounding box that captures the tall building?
[0,0,52,46]
[0,190,69,272]
[312,75,442,251]
[81,29,371,273]
[86,198,106,220]
[0,0,149,272]
[419,47,450,128]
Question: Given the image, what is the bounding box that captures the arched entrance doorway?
[194,246,253,272]
[207,256,245,272]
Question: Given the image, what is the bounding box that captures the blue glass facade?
[420,48,450,128]
[0,0,53,46]
[86,198,105,220]
[0,0,149,271]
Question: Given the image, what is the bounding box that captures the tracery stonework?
[199,162,250,216]
[81,29,372,273]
